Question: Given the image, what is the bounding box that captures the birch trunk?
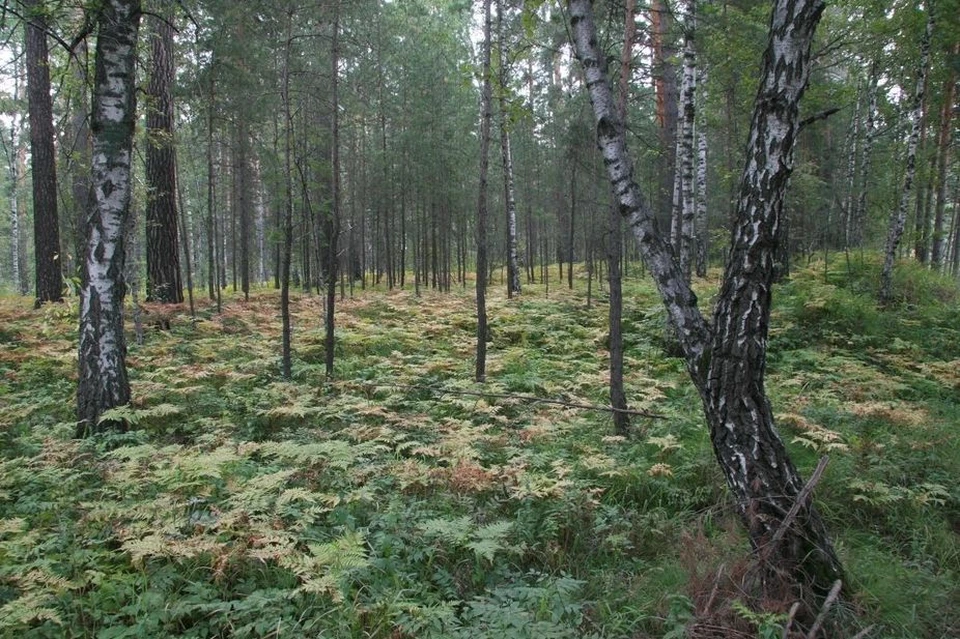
[677,0,697,281]
[851,65,879,248]
[25,0,64,306]
[880,8,934,304]
[498,0,521,298]
[569,0,843,596]
[77,0,141,436]
[695,69,709,278]
[475,0,493,382]
[930,42,958,268]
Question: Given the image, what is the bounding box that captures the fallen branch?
[770,456,830,549]
[345,382,666,419]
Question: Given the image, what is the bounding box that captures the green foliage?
[0,266,957,637]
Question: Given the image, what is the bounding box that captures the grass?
[0,255,957,638]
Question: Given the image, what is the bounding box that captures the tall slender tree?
[77,0,142,436]
[475,0,493,382]
[145,9,184,304]
[881,7,934,304]
[497,0,521,298]
[25,0,64,306]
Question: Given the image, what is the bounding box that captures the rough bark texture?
[475,0,493,382]
[851,65,879,248]
[281,18,294,379]
[145,12,183,304]
[695,69,709,278]
[25,0,64,306]
[610,0,636,436]
[651,0,678,219]
[881,9,934,304]
[326,1,341,378]
[677,0,697,281]
[930,42,957,268]
[77,0,141,436]
[498,0,521,298]
[569,0,842,596]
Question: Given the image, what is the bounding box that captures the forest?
[0,0,958,637]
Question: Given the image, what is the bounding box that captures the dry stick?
[769,456,830,549]
[849,625,875,639]
[782,601,802,639]
[806,578,843,639]
[353,382,666,419]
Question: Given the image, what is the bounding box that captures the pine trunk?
[326,1,341,378]
[25,0,64,306]
[145,12,183,304]
[476,0,493,382]
[881,9,934,304]
[77,0,141,436]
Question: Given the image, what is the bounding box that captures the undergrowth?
[0,254,956,638]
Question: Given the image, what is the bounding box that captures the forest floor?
[0,255,958,638]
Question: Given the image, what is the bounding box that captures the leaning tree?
[568,0,843,598]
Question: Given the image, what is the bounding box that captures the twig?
[799,107,841,130]
[806,579,843,639]
[770,456,830,548]
[849,625,875,639]
[782,601,801,639]
[351,382,666,419]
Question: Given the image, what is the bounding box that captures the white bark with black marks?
[569,0,842,594]
[77,0,141,436]
[881,8,933,304]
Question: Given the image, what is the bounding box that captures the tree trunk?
[145,11,183,304]
[207,67,217,302]
[498,0,521,299]
[677,0,697,281]
[651,0,679,222]
[609,0,636,437]
[325,1,341,378]
[569,0,843,597]
[476,0,493,382]
[880,8,934,304]
[5,47,26,296]
[695,68,709,278]
[77,0,141,436]
[25,0,64,306]
[930,42,958,268]
[851,64,879,248]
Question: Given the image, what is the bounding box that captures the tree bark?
[498,0,521,298]
[880,8,934,304]
[77,0,141,436]
[930,42,958,268]
[145,11,183,304]
[651,0,679,220]
[25,0,64,306]
[569,0,843,596]
[695,68,709,278]
[677,0,697,281]
[476,0,493,382]
[850,64,879,248]
[326,0,341,378]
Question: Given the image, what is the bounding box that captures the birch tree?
[568,0,843,596]
[497,0,521,298]
[880,7,934,304]
[76,0,141,436]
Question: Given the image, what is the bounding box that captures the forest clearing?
[1,258,958,637]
